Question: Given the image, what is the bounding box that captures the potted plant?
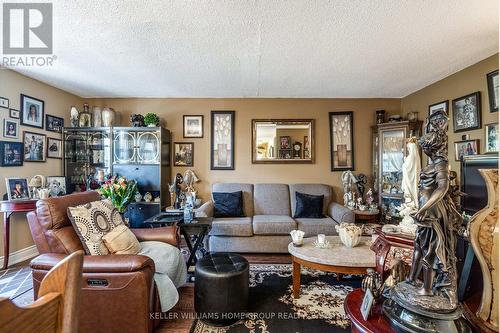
[97,176,138,213]
[144,113,160,127]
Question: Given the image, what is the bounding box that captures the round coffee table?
[288,236,376,298]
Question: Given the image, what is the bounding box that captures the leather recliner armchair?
[27,191,179,333]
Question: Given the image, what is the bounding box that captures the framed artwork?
[279,136,291,149]
[46,176,67,197]
[183,115,203,138]
[485,123,498,153]
[46,114,64,132]
[278,149,292,159]
[428,100,449,116]
[452,92,481,133]
[23,131,46,162]
[9,108,20,119]
[47,137,62,159]
[361,289,374,321]
[329,111,354,171]
[0,97,9,109]
[3,119,19,139]
[211,110,235,170]
[174,142,194,166]
[20,94,45,129]
[454,139,480,161]
[0,141,23,167]
[5,178,30,200]
[487,70,499,113]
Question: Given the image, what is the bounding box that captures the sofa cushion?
[289,184,332,216]
[253,184,290,215]
[212,183,254,217]
[102,224,140,255]
[252,215,296,235]
[213,191,244,217]
[210,217,253,237]
[329,202,355,224]
[294,192,324,218]
[295,217,339,237]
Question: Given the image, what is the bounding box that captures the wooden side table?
[344,289,395,333]
[0,200,38,270]
[353,210,380,223]
[370,227,414,278]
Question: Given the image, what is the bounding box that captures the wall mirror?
[252,119,314,164]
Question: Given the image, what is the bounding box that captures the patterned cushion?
[102,224,140,254]
[67,200,124,255]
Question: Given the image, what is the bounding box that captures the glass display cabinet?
[372,120,422,223]
[63,127,171,227]
[63,128,111,193]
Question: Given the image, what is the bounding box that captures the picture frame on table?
[454,139,480,161]
[360,289,374,321]
[329,111,354,171]
[485,123,498,153]
[47,137,63,159]
[20,94,45,129]
[183,115,204,138]
[452,92,481,133]
[45,114,64,132]
[0,141,23,167]
[9,108,20,119]
[0,97,9,109]
[211,110,235,170]
[46,176,67,197]
[174,142,194,167]
[5,178,30,201]
[23,131,46,162]
[487,70,499,113]
[3,119,19,139]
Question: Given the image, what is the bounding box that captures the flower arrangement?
[144,113,160,127]
[97,176,138,213]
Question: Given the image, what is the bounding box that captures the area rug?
[190,264,361,333]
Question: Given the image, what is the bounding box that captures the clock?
[293,142,302,158]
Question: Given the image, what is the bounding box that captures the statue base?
[383,299,471,333]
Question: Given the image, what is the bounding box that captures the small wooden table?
[288,236,376,298]
[0,199,38,270]
[353,210,380,223]
[344,289,395,333]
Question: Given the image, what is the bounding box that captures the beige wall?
[87,98,401,202]
[402,54,499,173]
[0,69,83,255]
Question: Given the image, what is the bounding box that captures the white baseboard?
[0,245,39,268]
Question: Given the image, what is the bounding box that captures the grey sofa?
[196,183,354,253]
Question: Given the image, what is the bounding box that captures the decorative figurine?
[168,182,176,207]
[365,188,374,206]
[355,173,367,199]
[341,171,356,206]
[153,196,161,203]
[70,106,79,127]
[134,192,142,202]
[130,114,145,127]
[174,173,184,209]
[183,169,200,193]
[143,192,152,202]
[383,110,471,332]
[362,268,383,299]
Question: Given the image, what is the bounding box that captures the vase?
[335,223,363,248]
[102,108,116,127]
[468,169,498,331]
[93,107,102,127]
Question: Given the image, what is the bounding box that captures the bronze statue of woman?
[406,110,462,309]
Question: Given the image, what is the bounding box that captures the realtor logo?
[3,3,53,54]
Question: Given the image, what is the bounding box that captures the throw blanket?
[139,241,187,312]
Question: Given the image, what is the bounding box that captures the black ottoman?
[195,252,249,326]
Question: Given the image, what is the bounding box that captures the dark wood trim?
[210,110,235,170]
[452,91,482,133]
[182,115,204,138]
[329,111,354,171]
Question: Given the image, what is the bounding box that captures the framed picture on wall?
[0,97,9,109]
[485,123,498,153]
[428,100,449,116]
[0,141,23,167]
[452,92,481,133]
[183,115,203,138]
[487,70,499,113]
[47,137,62,159]
[9,108,20,119]
[46,176,67,197]
[20,94,45,129]
[3,119,19,139]
[211,110,235,170]
[174,142,194,166]
[5,178,30,200]
[454,139,480,161]
[23,131,46,162]
[329,111,354,171]
[46,114,64,132]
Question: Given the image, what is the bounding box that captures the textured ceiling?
[5,0,499,98]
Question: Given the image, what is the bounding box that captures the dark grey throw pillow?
[213,191,244,218]
[294,192,324,218]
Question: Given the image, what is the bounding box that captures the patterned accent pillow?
[67,199,124,255]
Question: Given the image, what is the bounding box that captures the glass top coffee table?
[288,236,376,298]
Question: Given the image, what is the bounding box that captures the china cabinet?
[63,127,171,226]
[372,121,422,222]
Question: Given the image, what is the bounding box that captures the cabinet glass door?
[380,128,406,196]
[137,131,160,164]
[113,131,135,163]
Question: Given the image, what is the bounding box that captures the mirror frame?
[251,119,315,164]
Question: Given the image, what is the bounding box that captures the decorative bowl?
[335,223,363,248]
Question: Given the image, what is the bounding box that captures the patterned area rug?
[190,264,361,333]
[0,266,34,306]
